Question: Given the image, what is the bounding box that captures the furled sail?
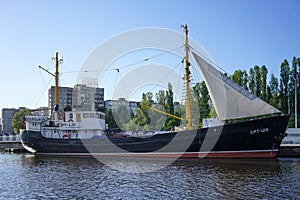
[192,51,281,120]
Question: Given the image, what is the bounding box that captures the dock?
[0,134,25,153]
[277,128,300,157]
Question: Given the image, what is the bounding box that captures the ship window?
[69,113,73,119]
[83,113,89,118]
[76,113,81,122]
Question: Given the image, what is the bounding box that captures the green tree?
[249,68,255,94]
[260,65,268,101]
[129,92,153,130]
[242,70,249,90]
[254,65,261,97]
[231,69,249,90]
[231,70,243,86]
[162,83,181,130]
[164,83,175,130]
[113,105,131,130]
[266,85,272,104]
[12,109,31,133]
[105,109,118,129]
[289,57,300,127]
[192,81,210,128]
[155,90,165,105]
[279,59,290,114]
[268,73,280,108]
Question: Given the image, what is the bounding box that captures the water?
[0,153,299,199]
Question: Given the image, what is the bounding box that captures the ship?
[20,25,289,158]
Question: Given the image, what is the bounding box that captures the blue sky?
[0,0,299,111]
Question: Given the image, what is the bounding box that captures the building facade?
[104,98,138,113]
[1,108,20,133]
[48,86,73,119]
[72,84,104,112]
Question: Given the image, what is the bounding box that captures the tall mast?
[182,24,192,130]
[54,52,63,120]
[38,52,62,120]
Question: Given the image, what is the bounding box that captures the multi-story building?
[72,84,104,112]
[1,108,21,133]
[0,118,2,134]
[31,107,50,118]
[104,98,138,113]
[48,86,73,119]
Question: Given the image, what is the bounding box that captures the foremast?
[182,24,192,130]
[38,52,63,120]
[54,52,63,120]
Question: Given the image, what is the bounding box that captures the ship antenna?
[181,24,192,130]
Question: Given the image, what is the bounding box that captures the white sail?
[192,51,281,120]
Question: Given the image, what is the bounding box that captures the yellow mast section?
[182,24,192,130]
[54,52,63,120]
[141,25,192,130]
[139,103,184,121]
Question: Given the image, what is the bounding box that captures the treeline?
[106,56,300,130]
[230,57,300,127]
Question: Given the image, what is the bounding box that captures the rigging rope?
[189,46,231,76]
[61,46,184,74]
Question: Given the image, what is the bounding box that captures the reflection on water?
[0,154,299,199]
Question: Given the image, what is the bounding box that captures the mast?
[55,52,59,120]
[38,52,63,120]
[182,24,192,130]
[54,52,63,120]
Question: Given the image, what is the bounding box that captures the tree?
[192,81,210,128]
[231,69,249,90]
[254,65,261,98]
[289,57,300,127]
[242,70,249,90]
[105,109,118,129]
[249,68,255,94]
[163,83,175,130]
[113,105,131,130]
[260,65,268,101]
[268,73,279,108]
[128,92,153,130]
[12,109,31,133]
[279,59,290,113]
[231,70,243,86]
[155,90,165,105]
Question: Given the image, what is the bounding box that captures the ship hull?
[20,115,289,158]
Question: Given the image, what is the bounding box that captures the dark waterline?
[0,154,299,199]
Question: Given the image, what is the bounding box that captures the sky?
[0,0,299,112]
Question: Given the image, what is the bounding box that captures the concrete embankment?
[277,128,300,157]
[0,134,25,153]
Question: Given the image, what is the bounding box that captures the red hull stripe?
[37,150,278,158]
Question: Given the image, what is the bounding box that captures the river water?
[0,153,299,199]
